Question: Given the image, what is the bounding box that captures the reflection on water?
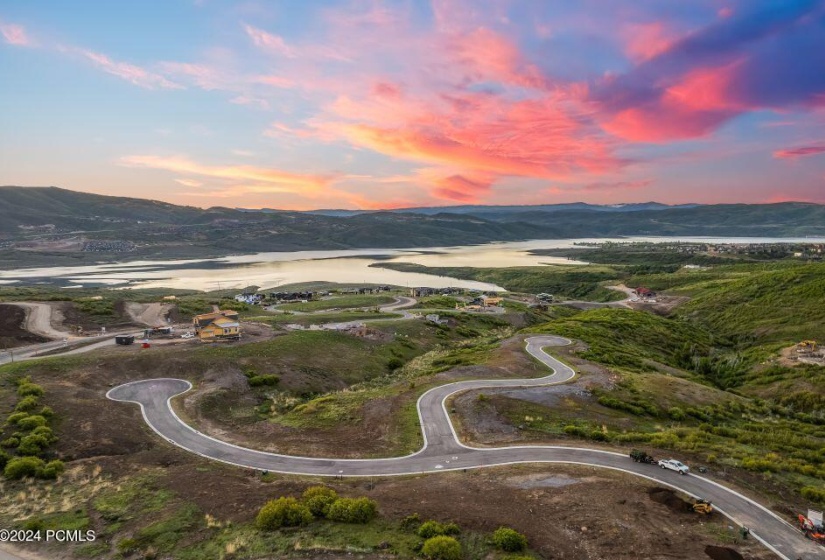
[2,236,823,292]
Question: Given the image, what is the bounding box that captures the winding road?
[107,336,821,559]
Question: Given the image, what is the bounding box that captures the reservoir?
[1,236,822,291]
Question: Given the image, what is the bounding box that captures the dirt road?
[8,302,68,339]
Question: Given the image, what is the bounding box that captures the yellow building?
[193,310,241,340]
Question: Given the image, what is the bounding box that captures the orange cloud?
[432,174,493,202]
[119,155,334,193]
[77,49,182,90]
[174,178,203,187]
[0,22,30,46]
[318,86,621,185]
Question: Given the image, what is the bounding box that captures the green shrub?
[4,456,45,480]
[492,527,528,552]
[39,406,54,418]
[801,486,825,504]
[21,518,45,531]
[17,415,48,431]
[563,425,587,437]
[418,520,446,538]
[302,486,338,517]
[1,437,19,448]
[400,512,420,530]
[668,407,686,421]
[30,426,56,442]
[421,536,462,560]
[443,522,460,535]
[255,497,312,530]
[117,538,140,553]
[6,412,28,426]
[741,457,780,473]
[17,382,44,398]
[36,460,65,480]
[16,434,49,456]
[248,375,280,387]
[15,396,40,412]
[326,497,378,524]
[387,357,404,371]
[0,450,9,470]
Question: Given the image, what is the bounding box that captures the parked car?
[658,459,690,474]
[180,332,195,339]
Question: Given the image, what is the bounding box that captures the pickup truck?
[658,459,690,474]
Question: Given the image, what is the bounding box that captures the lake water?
[1,236,823,292]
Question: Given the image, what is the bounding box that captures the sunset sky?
[1,0,824,209]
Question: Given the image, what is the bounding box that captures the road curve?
[107,336,820,559]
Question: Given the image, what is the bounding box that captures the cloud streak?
[119,155,334,193]
[75,49,183,90]
[773,144,825,159]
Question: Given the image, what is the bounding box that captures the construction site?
[793,340,825,365]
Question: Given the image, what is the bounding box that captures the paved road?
[108,336,820,559]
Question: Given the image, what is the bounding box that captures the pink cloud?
[0,22,30,46]
[157,62,229,90]
[773,144,825,159]
[78,49,182,90]
[253,75,296,89]
[622,22,674,62]
[442,27,548,89]
[229,95,270,110]
[600,63,742,141]
[243,24,296,58]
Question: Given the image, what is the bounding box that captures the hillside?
[1,186,825,269]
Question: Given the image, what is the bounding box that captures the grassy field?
[375,262,625,301]
[274,294,397,312]
[250,310,403,326]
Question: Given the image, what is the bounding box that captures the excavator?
[799,511,825,544]
[693,499,714,515]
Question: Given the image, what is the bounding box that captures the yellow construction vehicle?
[797,340,818,353]
[693,499,714,515]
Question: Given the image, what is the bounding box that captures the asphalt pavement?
[106,335,823,559]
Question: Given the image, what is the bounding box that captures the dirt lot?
[0,304,50,348]
[55,300,137,332]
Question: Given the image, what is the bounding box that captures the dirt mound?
[0,304,50,347]
[705,545,745,560]
[648,487,694,513]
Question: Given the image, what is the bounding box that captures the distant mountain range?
[1,186,823,268]
[246,201,702,217]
